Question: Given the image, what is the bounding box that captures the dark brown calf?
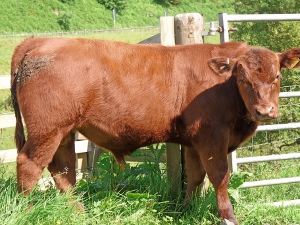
[11,37,300,224]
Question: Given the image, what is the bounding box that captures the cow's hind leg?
[184,147,207,201]
[17,132,64,195]
[48,132,76,192]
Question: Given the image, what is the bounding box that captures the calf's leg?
[198,147,237,225]
[48,132,76,192]
[17,131,64,195]
[184,147,207,200]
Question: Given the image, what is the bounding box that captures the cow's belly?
[76,121,170,152]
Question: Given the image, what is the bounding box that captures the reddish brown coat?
[11,37,300,224]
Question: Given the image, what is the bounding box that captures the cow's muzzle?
[255,104,279,122]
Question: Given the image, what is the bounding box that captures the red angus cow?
[11,37,300,224]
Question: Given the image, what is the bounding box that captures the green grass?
[0,0,235,33]
[0,36,24,75]
[0,89,13,113]
[0,150,299,225]
[0,127,15,150]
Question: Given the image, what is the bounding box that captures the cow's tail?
[11,37,37,152]
[11,78,26,152]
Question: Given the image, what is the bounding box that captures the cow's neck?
[173,74,259,149]
[226,75,259,152]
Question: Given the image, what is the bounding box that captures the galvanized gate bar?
[257,122,300,131]
[279,91,300,97]
[236,153,300,164]
[218,13,300,43]
[225,13,300,22]
[240,177,300,188]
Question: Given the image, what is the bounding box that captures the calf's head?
[208,47,300,122]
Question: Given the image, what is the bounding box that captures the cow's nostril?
[256,109,262,117]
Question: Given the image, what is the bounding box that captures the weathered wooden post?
[174,13,204,45]
[87,142,102,173]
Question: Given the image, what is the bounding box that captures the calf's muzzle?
[255,103,279,121]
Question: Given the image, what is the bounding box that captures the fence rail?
[241,177,300,189]
[218,13,300,43]
[0,75,10,89]
[0,112,92,173]
[236,152,300,164]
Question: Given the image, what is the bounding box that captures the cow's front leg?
[196,144,238,224]
[212,168,236,224]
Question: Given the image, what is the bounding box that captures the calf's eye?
[238,79,245,84]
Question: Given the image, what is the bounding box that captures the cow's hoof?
[220,219,235,225]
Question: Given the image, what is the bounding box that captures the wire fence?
[0,26,160,38]
[0,22,217,38]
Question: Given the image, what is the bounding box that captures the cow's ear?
[207,57,237,77]
[279,48,300,69]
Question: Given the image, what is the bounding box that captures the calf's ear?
[207,57,237,77]
[279,48,300,69]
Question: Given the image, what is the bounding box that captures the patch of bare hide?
[16,55,55,84]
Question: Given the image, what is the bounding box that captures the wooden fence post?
[76,153,88,173]
[174,13,204,45]
[87,142,102,174]
[160,16,175,46]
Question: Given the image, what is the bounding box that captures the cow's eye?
[238,79,246,84]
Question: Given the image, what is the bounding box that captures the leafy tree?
[155,0,180,5]
[98,0,127,13]
[59,0,75,4]
[231,0,300,51]
[164,0,180,5]
[57,11,72,30]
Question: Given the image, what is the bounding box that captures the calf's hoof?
[220,219,236,225]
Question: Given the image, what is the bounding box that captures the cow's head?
[208,47,300,122]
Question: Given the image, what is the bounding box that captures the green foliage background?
[231,0,300,87]
[0,0,235,33]
[231,0,300,51]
